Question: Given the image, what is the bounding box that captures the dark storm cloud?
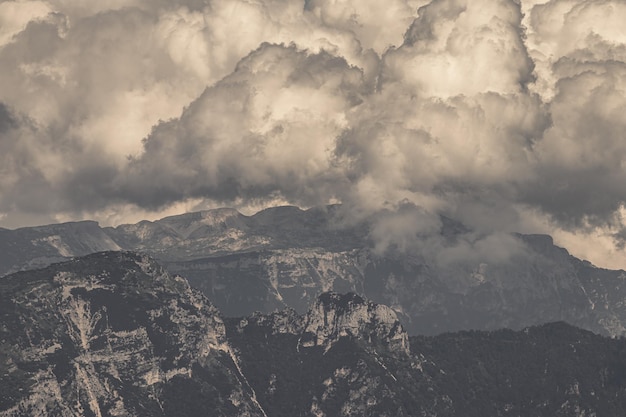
[521,55,626,230]
[0,102,17,133]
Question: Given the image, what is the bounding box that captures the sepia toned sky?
[0,0,625,269]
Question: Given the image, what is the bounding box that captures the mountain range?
[1,205,625,337]
[1,252,626,416]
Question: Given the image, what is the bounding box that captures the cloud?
[304,0,425,53]
[0,0,625,269]
[368,201,443,254]
[332,0,549,223]
[0,102,17,133]
[117,43,366,209]
[526,0,626,98]
[520,0,626,231]
[0,1,53,47]
[383,0,535,97]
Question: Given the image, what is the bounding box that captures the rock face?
[300,292,409,355]
[1,206,626,337]
[0,252,265,417]
[112,208,626,338]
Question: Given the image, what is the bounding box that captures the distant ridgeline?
[1,252,626,417]
[1,205,626,337]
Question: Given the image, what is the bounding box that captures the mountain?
[0,252,265,417]
[224,293,442,417]
[0,206,625,337]
[226,295,626,417]
[0,221,121,276]
[103,205,365,261]
[2,253,626,417]
[409,322,626,416]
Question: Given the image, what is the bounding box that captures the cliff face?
[299,292,409,355]
[0,252,265,417]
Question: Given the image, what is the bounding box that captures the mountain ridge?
[1,205,625,338]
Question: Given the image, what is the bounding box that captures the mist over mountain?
[2,0,626,271]
[1,205,625,338]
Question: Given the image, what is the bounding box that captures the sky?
[0,0,625,270]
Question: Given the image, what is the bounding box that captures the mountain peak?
[300,292,410,354]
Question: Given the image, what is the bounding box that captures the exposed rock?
[0,252,265,417]
[300,292,409,355]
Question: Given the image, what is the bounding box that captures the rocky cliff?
[0,252,265,417]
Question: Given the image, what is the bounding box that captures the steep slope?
[225,293,447,417]
[104,207,626,337]
[0,221,121,276]
[0,252,265,417]
[167,233,626,337]
[227,294,626,417]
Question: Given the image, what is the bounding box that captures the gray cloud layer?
[0,0,625,268]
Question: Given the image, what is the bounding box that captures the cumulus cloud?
[0,0,53,47]
[112,43,367,210]
[517,0,626,259]
[0,0,625,269]
[333,0,549,225]
[383,0,535,96]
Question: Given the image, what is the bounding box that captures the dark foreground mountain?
[0,252,265,417]
[228,296,626,417]
[1,206,626,337]
[411,323,626,417]
[2,253,626,417]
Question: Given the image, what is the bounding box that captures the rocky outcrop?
[0,252,266,417]
[227,296,626,417]
[226,293,441,417]
[299,292,409,355]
